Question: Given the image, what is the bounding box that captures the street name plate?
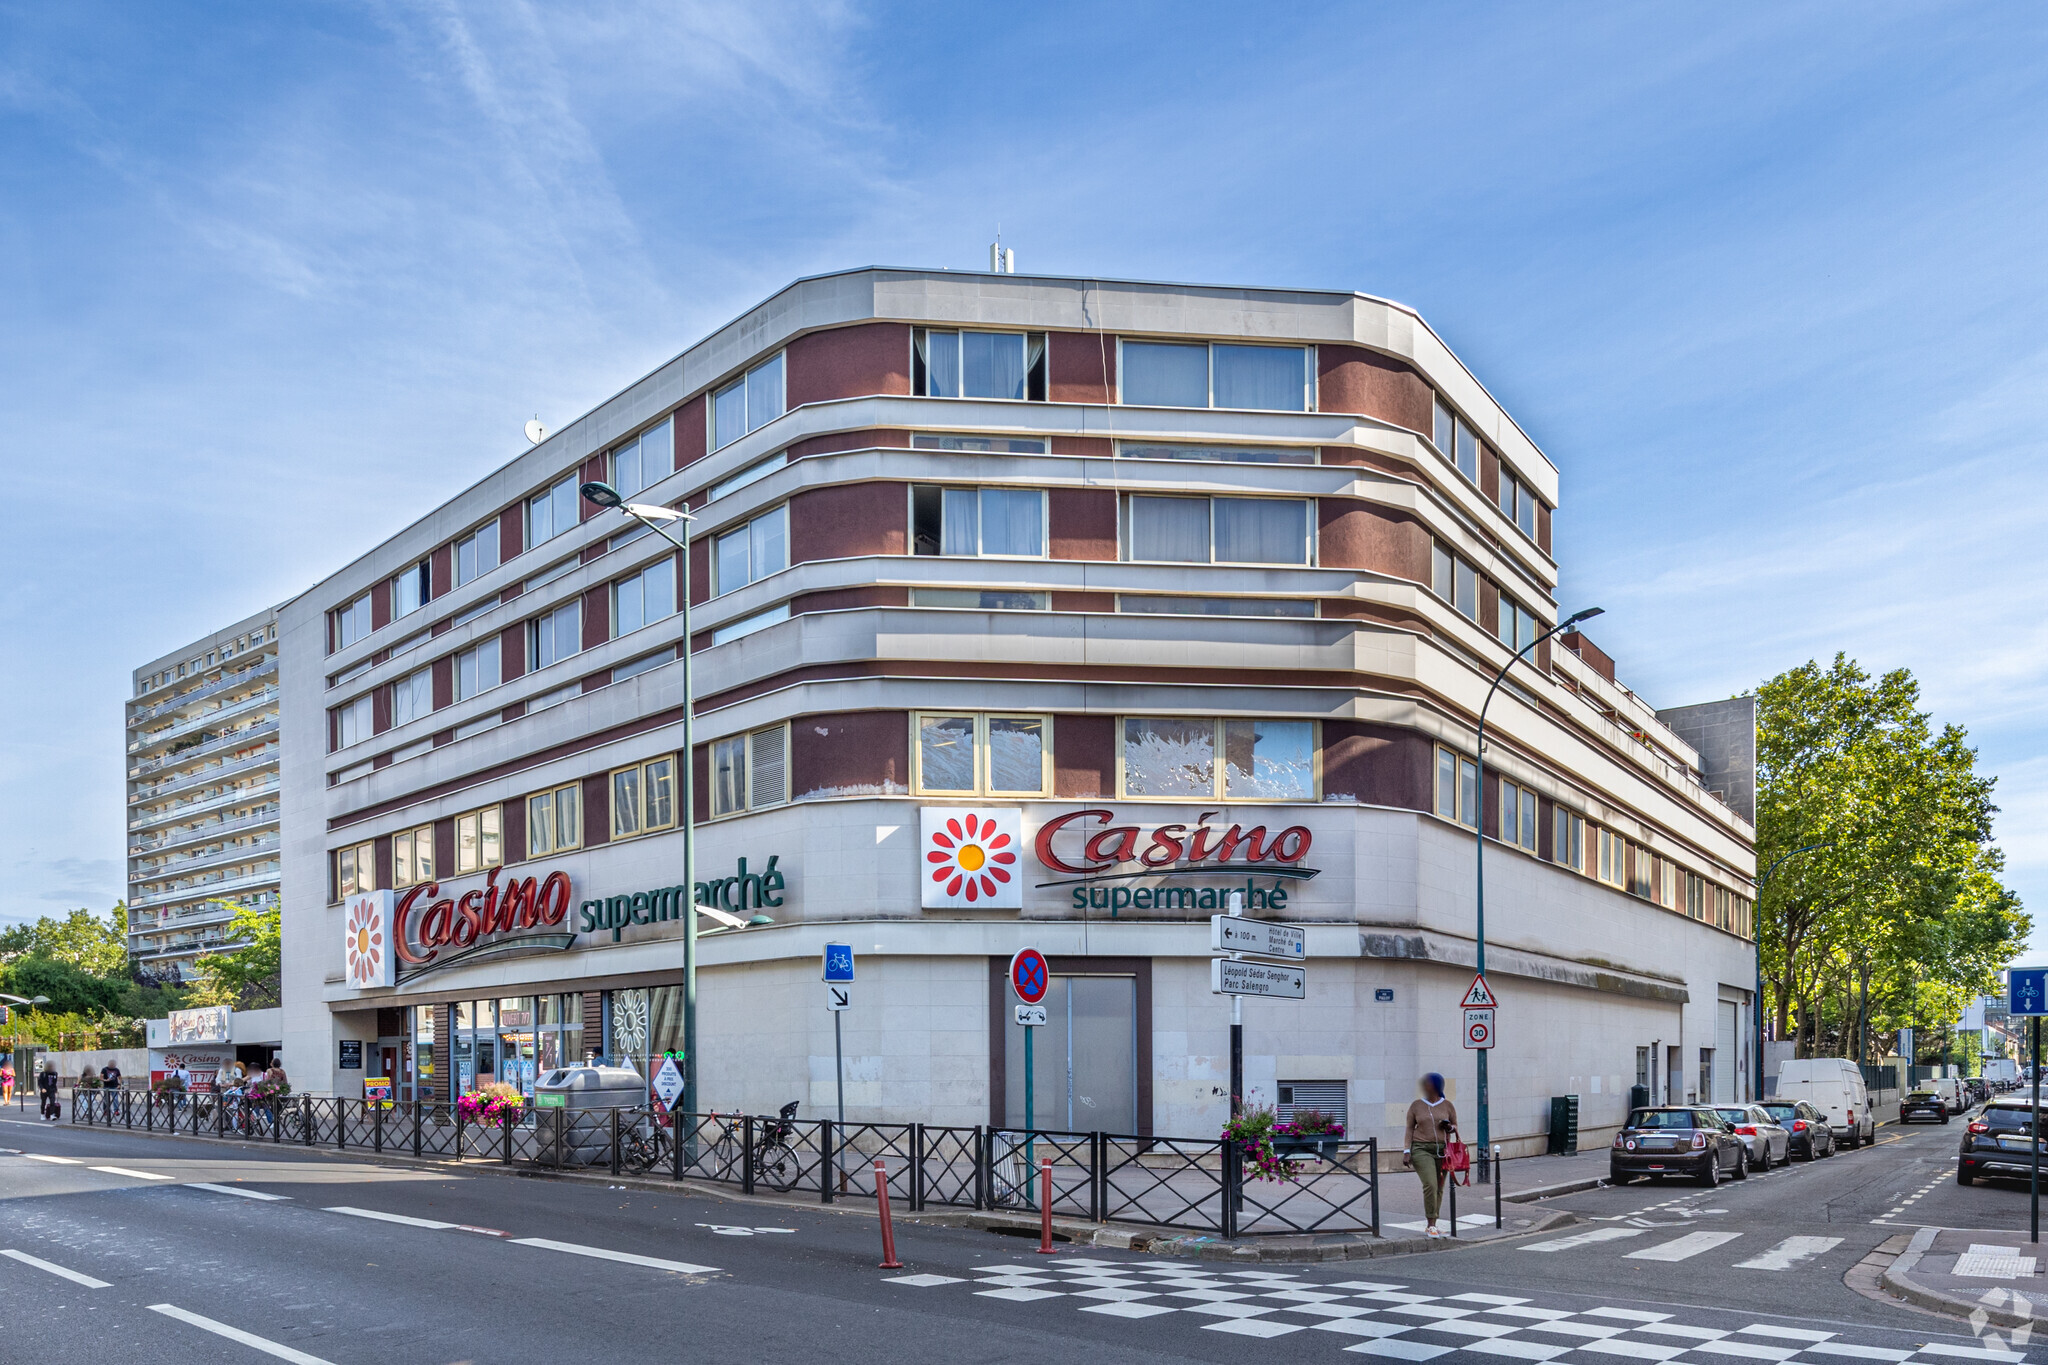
[1211,958,1305,1000]
[1209,915,1306,960]
[1014,1004,1048,1027]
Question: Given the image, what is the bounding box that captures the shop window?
[526,783,582,858]
[393,823,435,887]
[1501,781,1538,852]
[1119,340,1311,412]
[1117,440,1313,465]
[1122,495,1312,565]
[913,329,1047,401]
[710,725,789,817]
[455,639,501,702]
[455,807,502,874]
[1497,595,1540,654]
[612,560,677,636]
[392,667,432,728]
[1433,746,1479,828]
[911,486,1047,557]
[612,756,676,839]
[1431,541,1480,622]
[712,506,788,596]
[526,474,579,550]
[712,353,785,451]
[914,713,1051,798]
[332,593,372,652]
[1121,717,1314,802]
[529,600,581,671]
[333,840,375,900]
[454,521,500,588]
[394,560,430,618]
[610,417,672,502]
[911,432,1048,453]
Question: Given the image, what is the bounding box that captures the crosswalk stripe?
[1625,1231,1743,1262]
[90,1166,173,1181]
[1733,1236,1843,1271]
[149,1305,334,1364]
[189,1183,289,1201]
[323,1206,454,1229]
[21,1154,78,1164]
[1522,1228,1646,1253]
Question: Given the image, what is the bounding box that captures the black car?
[1959,1099,2048,1185]
[1611,1106,1748,1187]
[1759,1100,1837,1160]
[1901,1089,1950,1124]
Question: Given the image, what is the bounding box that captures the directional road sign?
[1210,915,1306,960]
[822,943,855,984]
[652,1056,685,1109]
[1010,947,1049,1005]
[1461,974,1498,1009]
[825,984,851,1012]
[1211,958,1306,1000]
[1463,1008,1496,1050]
[1014,1004,1048,1027]
[2012,967,2048,1017]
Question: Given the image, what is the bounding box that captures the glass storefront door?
[1003,975,1137,1134]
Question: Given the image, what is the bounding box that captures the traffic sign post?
[1014,1005,1047,1027]
[823,945,857,1131]
[826,985,851,1011]
[1011,948,1049,1179]
[822,944,855,984]
[1463,1008,1495,1051]
[2010,967,2048,1243]
[1461,974,1498,1009]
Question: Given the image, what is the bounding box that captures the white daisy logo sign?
[920,808,1023,908]
[344,890,395,988]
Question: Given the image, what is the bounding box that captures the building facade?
[279,269,1757,1153]
[127,608,282,982]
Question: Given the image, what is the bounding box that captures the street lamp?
[1472,605,1602,1185]
[579,481,707,1119]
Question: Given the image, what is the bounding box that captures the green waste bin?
[1547,1094,1580,1155]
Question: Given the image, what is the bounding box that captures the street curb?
[1504,1176,1607,1203]
[1880,1225,2048,1328]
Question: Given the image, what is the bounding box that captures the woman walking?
[1401,1073,1459,1238]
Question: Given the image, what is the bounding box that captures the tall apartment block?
[126,608,283,982]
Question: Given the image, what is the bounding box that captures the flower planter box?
[1270,1135,1338,1160]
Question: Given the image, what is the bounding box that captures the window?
[1628,845,1654,899]
[392,824,434,887]
[710,725,790,817]
[1121,718,1314,801]
[1119,340,1311,412]
[710,452,785,501]
[1431,542,1480,622]
[1497,596,1540,654]
[455,639,500,702]
[455,806,502,874]
[394,560,430,618]
[1499,469,1539,540]
[332,694,372,751]
[911,486,1047,557]
[527,475,580,549]
[913,330,1047,401]
[1119,595,1313,618]
[1596,828,1626,887]
[911,588,1049,610]
[334,841,375,899]
[611,757,676,838]
[1686,871,1707,920]
[712,507,788,595]
[392,668,433,728]
[526,784,581,858]
[913,713,1051,797]
[713,353,785,450]
[607,560,674,638]
[611,417,672,502]
[1430,394,1483,483]
[1123,495,1311,565]
[1553,808,1585,871]
[454,522,500,588]
[528,600,582,671]
[1117,441,1313,465]
[1501,781,1538,852]
[1433,746,1480,827]
[711,603,789,645]
[912,433,1047,453]
[333,593,372,651]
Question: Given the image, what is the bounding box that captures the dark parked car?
[1611,1107,1748,1187]
[1966,1078,1991,1107]
[1901,1089,1950,1124]
[1711,1104,1791,1171]
[1759,1101,1836,1160]
[1958,1099,2048,1186]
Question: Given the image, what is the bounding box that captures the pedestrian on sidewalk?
[1,1059,13,1103]
[38,1064,60,1121]
[1401,1073,1459,1239]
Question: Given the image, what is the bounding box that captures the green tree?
[0,906,127,974]
[188,906,281,1009]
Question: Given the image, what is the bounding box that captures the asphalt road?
[1,1108,2040,1364]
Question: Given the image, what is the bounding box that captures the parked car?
[1777,1058,1875,1148]
[1711,1104,1791,1171]
[1611,1107,1748,1187]
[1901,1089,1951,1124]
[1966,1078,1991,1106]
[1927,1076,1968,1117]
[1759,1100,1837,1160]
[1958,1098,2048,1186]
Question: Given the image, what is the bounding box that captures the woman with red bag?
[1400,1073,1460,1238]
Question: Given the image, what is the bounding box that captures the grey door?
[1004,975,1137,1134]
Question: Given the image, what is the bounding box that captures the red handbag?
[1442,1127,1472,1185]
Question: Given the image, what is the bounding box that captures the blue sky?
[3,3,2044,949]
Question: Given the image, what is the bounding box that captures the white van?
[1776,1058,1875,1148]
[1927,1075,1967,1116]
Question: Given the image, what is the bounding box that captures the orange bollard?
[1036,1157,1056,1254]
[875,1160,903,1269]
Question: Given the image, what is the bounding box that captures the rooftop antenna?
[989,227,1014,274]
[524,415,547,445]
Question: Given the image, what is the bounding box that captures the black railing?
[65,1094,1378,1239]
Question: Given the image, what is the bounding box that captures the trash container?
[533,1065,647,1166]
[1547,1094,1580,1155]
[1628,1084,1651,1114]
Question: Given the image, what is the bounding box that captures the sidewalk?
[1882,1225,2048,1328]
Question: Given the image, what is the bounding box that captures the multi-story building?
[280,268,1757,1153]
[127,608,282,982]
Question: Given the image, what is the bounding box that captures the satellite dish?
[524,417,547,445]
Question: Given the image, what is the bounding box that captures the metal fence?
[69,1092,1378,1239]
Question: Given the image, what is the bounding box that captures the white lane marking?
[1626,1231,1744,1262]
[189,1183,289,1201]
[149,1305,334,1364]
[90,1165,173,1181]
[322,1206,454,1229]
[1522,1227,1647,1253]
[1737,1325,1834,1342]
[1,1249,111,1288]
[510,1237,716,1275]
[22,1154,79,1164]
[1733,1235,1843,1271]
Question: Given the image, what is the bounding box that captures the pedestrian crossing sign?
[1461,974,1498,1009]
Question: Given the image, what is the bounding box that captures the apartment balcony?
[129,717,280,778]
[129,746,278,803]
[129,896,242,931]
[128,686,279,756]
[127,865,280,911]
[129,806,280,857]
[133,934,245,961]
[129,775,282,832]
[130,832,281,883]
[129,654,276,725]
